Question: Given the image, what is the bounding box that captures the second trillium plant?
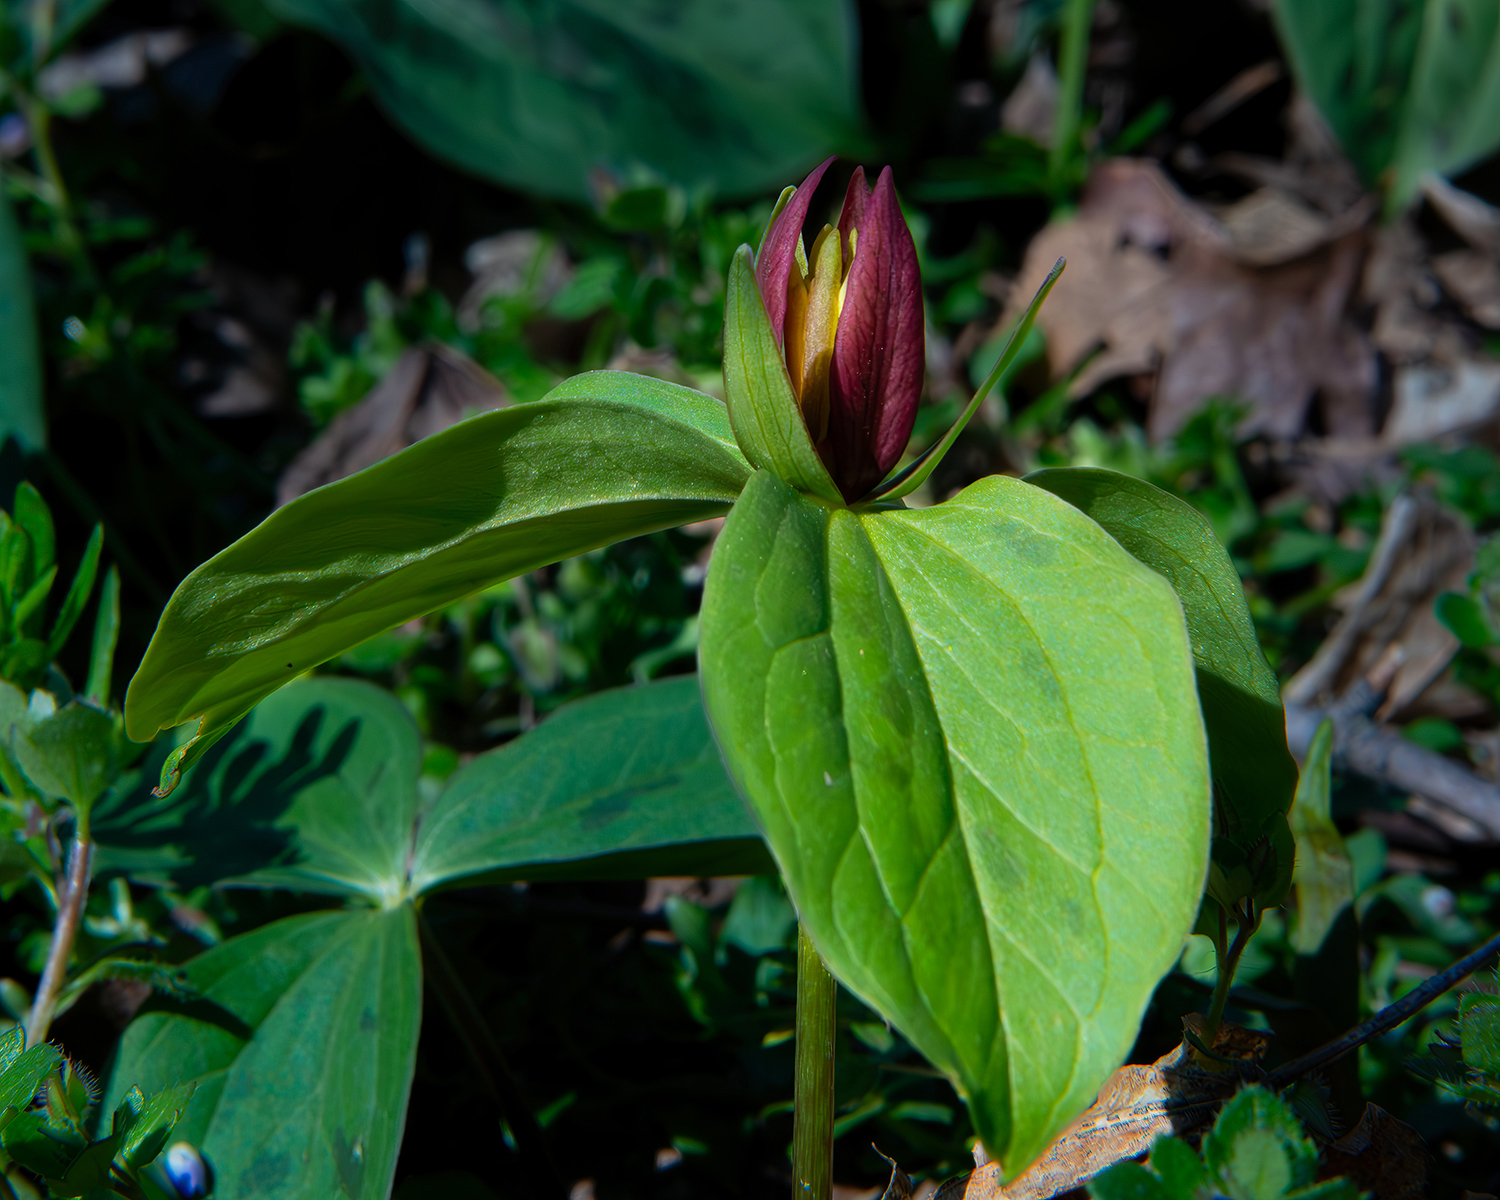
[123,157,1298,1189]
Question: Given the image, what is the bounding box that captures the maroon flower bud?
[754,159,924,501]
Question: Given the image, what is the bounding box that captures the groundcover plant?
[121,159,1303,1196]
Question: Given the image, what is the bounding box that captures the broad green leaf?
[0,191,45,453]
[98,677,424,902]
[1272,0,1500,211]
[540,371,745,462]
[257,0,860,202]
[123,384,751,793]
[722,246,842,504]
[98,675,766,900]
[409,674,769,893]
[699,469,1209,1174]
[1025,468,1297,907]
[102,908,421,1200]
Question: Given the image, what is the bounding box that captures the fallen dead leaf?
[277,343,507,506]
[930,1018,1266,1200]
[1318,1103,1428,1200]
[999,156,1378,444]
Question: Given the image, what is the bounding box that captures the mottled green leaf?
[102,908,421,1200]
[408,674,769,893]
[1026,468,1297,907]
[123,380,750,793]
[99,675,766,899]
[0,191,45,453]
[699,469,1209,1173]
[258,0,860,202]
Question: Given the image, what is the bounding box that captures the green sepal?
[722,246,842,504]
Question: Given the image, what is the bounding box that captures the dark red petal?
[754,156,835,351]
[837,166,867,264]
[828,167,924,501]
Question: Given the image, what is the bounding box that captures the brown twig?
[1284,699,1500,842]
[1266,929,1500,1087]
[26,837,92,1046]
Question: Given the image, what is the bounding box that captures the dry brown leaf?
[277,343,507,506]
[1283,492,1474,719]
[1385,358,1500,445]
[1319,1103,1428,1200]
[1432,250,1500,330]
[930,1018,1267,1200]
[1000,158,1377,444]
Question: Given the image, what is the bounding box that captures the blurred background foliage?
[0,0,1498,1196]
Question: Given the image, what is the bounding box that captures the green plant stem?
[26,834,91,1046]
[1048,0,1095,190]
[417,912,565,1200]
[793,924,836,1200]
[1204,903,1257,1044]
[15,93,94,288]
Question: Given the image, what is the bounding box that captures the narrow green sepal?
[868,257,1064,503]
[722,245,842,504]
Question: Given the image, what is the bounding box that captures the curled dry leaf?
[277,343,507,505]
[930,1018,1268,1200]
[1000,157,1377,443]
[1318,1103,1428,1200]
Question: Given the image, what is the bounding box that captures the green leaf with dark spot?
[1026,467,1297,907]
[123,379,751,793]
[98,675,766,899]
[700,469,1209,1173]
[102,908,421,1200]
[409,674,769,893]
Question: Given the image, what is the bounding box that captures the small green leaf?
[409,676,768,892]
[85,566,120,707]
[103,908,421,1200]
[1089,1161,1174,1200]
[0,1042,61,1109]
[722,246,842,503]
[1202,1086,1318,1199]
[124,384,751,793]
[13,483,55,589]
[1149,1135,1211,1198]
[47,524,102,662]
[1459,988,1500,1076]
[11,702,121,812]
[1436,590,1495,648]
[1289,719,1354,955]
[0,192,46,453]
[1026,467,1297,907]
[700,469,1209,1172]
[1,1110,78,1181]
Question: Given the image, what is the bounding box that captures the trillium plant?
[123,158,1300,1197]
